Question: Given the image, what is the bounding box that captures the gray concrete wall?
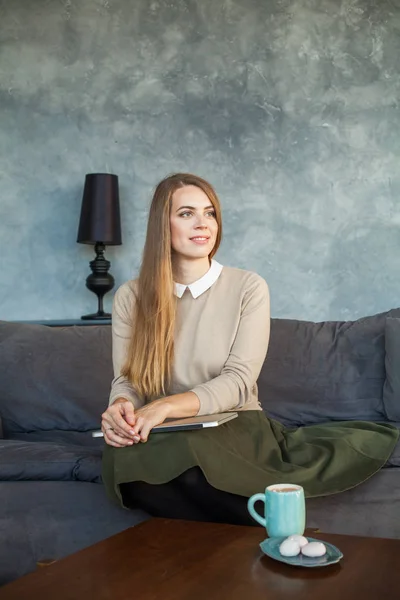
[1,0,400,321]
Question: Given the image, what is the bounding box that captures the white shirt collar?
[174,260,223,299]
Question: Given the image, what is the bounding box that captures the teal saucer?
[260,536,343,568]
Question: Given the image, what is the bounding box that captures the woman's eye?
[178,210,215,218]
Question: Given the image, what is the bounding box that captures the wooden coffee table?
[0,519,398,599]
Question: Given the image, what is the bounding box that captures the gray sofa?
[1,309,400,585]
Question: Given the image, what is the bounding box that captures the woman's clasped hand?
[101,398,170,447]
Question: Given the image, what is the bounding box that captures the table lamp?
[77,173,122,320]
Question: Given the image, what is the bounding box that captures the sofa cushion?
[258,308,400,427]
[6,429,105,447]
[0,440,102,482]
[383,318,400,421]
[0,322,112,434]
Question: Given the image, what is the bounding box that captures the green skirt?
[102,411,399,507]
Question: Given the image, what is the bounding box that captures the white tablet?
[91,412,238,437]
[152,411,238,433]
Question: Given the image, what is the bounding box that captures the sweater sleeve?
[108,283,145,409]
[190,275,270,415]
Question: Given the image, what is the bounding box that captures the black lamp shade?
[77,173,122,245]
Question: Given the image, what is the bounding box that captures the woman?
[102,173,398,525]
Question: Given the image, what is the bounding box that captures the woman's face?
[170,185,218,261]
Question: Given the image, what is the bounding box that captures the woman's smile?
[190,236,210,244]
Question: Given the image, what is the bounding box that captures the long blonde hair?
[122,173,223,400]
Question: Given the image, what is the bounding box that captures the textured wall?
[1,0,400,321]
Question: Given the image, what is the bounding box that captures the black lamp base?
[81,312,112,321]
[81,242,115,321]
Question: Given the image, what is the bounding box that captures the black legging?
[120,467,257,526]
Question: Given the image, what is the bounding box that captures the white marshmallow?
[301,542,326,557]
[287,535,308,548]
[279,539,301,557]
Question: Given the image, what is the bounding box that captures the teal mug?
[247,483,306,538]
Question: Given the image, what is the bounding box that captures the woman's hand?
[133,400,171,443]
[101,398,141,447]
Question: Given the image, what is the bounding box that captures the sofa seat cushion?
[6,429,105,448]
[0,322,112,434]
[0,440,102,482]
[383,318,400,421]
[258,307,400,427]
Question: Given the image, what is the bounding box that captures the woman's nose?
[194,218,207,229]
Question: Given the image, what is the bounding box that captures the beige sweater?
[109,266,270,415]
